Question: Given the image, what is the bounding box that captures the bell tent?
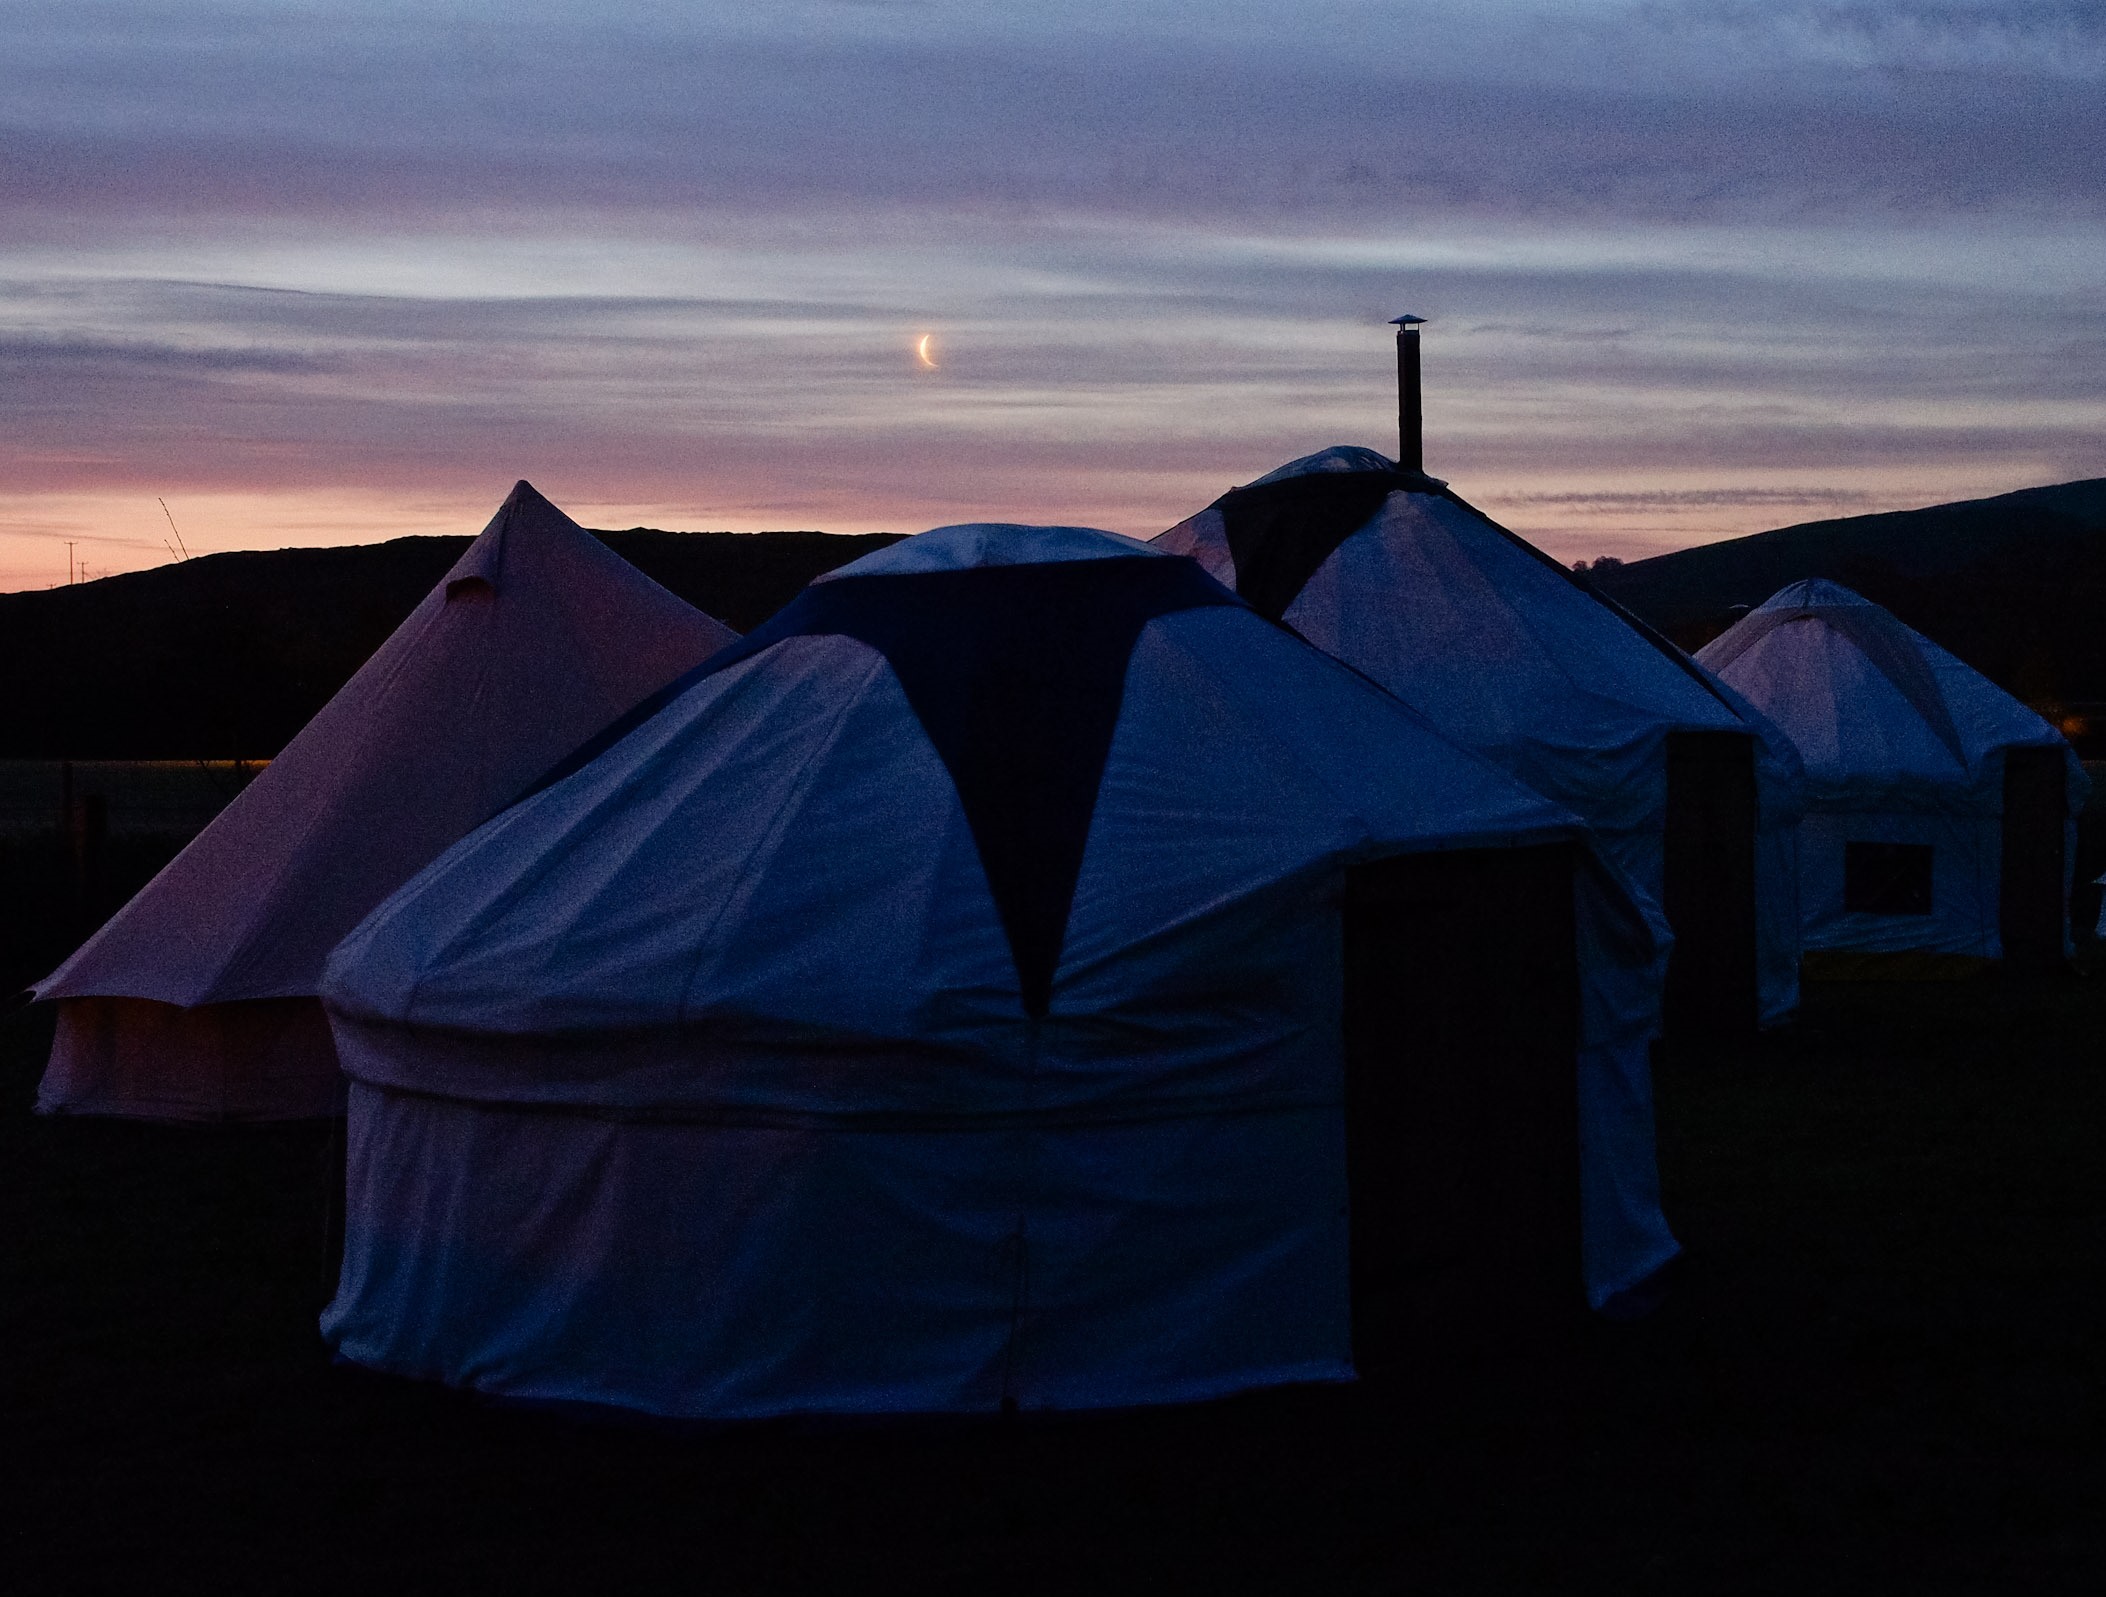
[1696,580,2084,970]
[318,523,1677,1421]
[34,481,737,1121]
[1155,445,1806,1038]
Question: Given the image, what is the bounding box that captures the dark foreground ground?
[3,976,2102,1595]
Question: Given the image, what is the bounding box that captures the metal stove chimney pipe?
[1390,314,1426,474]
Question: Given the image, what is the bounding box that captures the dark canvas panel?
[566,556,1239,1017]
[1215,471,1415,620]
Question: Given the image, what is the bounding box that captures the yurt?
[319,524,1676,1420]
[1696,580,2085,971]
[33,482,736,1121]
[1155,446,1806,1038]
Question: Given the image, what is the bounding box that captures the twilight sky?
[3,0,2102,589]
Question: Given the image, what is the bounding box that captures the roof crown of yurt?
[1154,316,1808,1041]
[314,518,1677,1420]
[1697,579,2086,974]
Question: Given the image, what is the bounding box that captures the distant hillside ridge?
[1590,478,2106,738]
[0,528,902,759]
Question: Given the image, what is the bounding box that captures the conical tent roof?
[38,481,736,1009]
[1156,447,1789,832]
[1696,579,2070,806]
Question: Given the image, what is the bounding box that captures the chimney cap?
[1389,314,1427,327]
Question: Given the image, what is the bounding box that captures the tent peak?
[1761,578,1876,614]
[1247,446,1399,486]
[818,522,1160,581]
[497,479,565,522]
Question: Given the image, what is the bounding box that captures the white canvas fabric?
[35,481,736,1120]
[1157,447,1807,1028]
[319,523,1678,1421]
[1697,580,2086,958]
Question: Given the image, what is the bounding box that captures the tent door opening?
[1999,745,2067,972]
[1341,841,1582,1376]
[1662,730,1759,1037]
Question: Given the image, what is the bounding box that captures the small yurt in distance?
[319,524,1676,1421]
[1156,446,1806,1039]
[32,482,736,1121]
[1696,580,2086,972]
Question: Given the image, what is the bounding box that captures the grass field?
[3,974,2102,1594]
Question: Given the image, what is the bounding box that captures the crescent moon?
[916,334,938,369]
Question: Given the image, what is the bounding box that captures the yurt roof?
[1696,578,2067,789]
[1157,447,1773,763]
[324,522,1609,1068]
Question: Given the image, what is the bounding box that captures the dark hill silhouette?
[17,480,2106,758]
[1590,479,2106,743]
[0,529,900,758]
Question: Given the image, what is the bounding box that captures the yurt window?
[1844,842,1934,916]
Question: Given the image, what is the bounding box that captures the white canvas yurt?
[1696,580,2085,970]
[33,482,736,1121]
[1156,447,1806,1037]
[318,524,1677,1421]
